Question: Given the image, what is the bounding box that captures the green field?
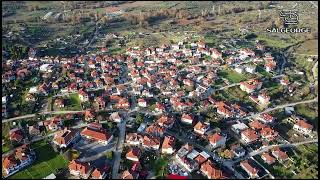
[61,93,82,111]
[295,103,318,131]
[9,140,68,179]
[294,40,318,55]
[218,68,249,83]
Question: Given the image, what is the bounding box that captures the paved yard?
[72,137,116,167]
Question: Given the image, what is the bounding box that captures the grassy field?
[218,68,249,83]
[9,140,68,179]
[61,93,82,111]
[295,103,318,131]
[255,35,294,49]
[294,40,318,55]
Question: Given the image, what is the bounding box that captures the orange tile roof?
[81,127,112,142]
[126,148,140,160]
[249,120,266,130]
[200,160,227,179]
[68,160,91,176]
[240,160,258,176]
[296,120,313,129]
[241,129,259,141]
[161,136,175,150]
[208,133,224,144]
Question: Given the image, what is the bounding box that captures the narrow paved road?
[112,113,127,179]
[231,138,318,164]
[246,97,318,120]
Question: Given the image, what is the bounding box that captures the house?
[280,78,290,86]
[157,115,175,128]
[78,89,89,102]
[28,125,41,136]
[126,148,141,162]
[239,48,255,57]
[84,110,95,121]
[258,92,270,105]
[9,128,24,143]
[181,113,193,124]
[161,136,175,154]
[235,66,244,74]
[53,128,80,148]
[265,61,276,72]
[231,123,249,134]
[200,160,227,179]
[208,133,226,149]
[54,98,65,108]
[293,119,313,136]
[138,98,147,107]
[249,119,266,130]
[194,121,210,135]
[210,48,222,59]
[25,93,36,102]
[155,102,165,113]
[240,160,259,178]
[176,143,194,160]
[239,79,262,93]
[258,113,274,123]
[231,145,246,158]
[245,64,256,73]
[126,133,142,146]
[2,144,35,178]
[91,167,108,179]
[93,97,105,110]
[260,126,278,140]
[121,170,139,179]
[80,124,113,145]
[183,79,194,87]
[241,129,259,144]
[68,160,92,179]
[44,117,63,131]
[217,105,233,118]
[271,147,288,162]
[110,112,122,123]
[261,152,276,165]
[116,98,130,109]
[178,156,199,172]
[142,135,160,150]
[194,151,210,166]
[145,124,165,137]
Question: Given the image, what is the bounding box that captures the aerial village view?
[2,1,319,179]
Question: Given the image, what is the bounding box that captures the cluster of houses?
[2,144,35,178]
[2,35,316,179]
[52,122,113,149]
[68,160,110,179]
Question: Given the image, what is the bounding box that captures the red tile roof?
[296,120,313,130]
[68,160,91,176]
[240,160,258,176]
[200,160,227,179]
[208,133,224,145]
[81,127,112,142]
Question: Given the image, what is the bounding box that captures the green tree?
[136,113,144,125]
